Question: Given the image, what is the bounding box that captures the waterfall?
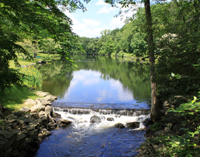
[53,107,150,131]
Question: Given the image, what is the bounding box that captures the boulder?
[126,122,140,129]
[114,123,125,129]
[52,112,61,118]
[35,98,44,104]
[35,98,52,106]
[44,95,57,102]
[45,106,53,114]
[60,119,71,125]
[23,119,31,125]
[90,115,101,123]
[47,122,57,130]
[24,99,36,106]
[35,91,49,97]
[20,107,30,112]
[42,100,52,106]
[30,104,45,112]
[41,128,51,136]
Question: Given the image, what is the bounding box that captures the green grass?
[9,53,60,68]
[1,86,40,111]
[20,66,43,89]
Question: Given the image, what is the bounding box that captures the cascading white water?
[53,107,150,133]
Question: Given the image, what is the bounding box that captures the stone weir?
[53,106,151,130]
[0,91,70,157]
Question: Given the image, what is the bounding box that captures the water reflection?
[39,56,151,107]
[61,69,134,104]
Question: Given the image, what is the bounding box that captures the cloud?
[110,79,134,102]
[95,0,109,6]
[109,17,125,29]
[109,4,141,29]
[82,18,100,27]
[64,10,103,37]
[97,6,115,14]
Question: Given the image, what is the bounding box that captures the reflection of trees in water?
[38,61,73,97]
[39,56,150,102]
[73,56,151,102]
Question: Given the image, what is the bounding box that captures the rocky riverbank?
[0,91,70,157]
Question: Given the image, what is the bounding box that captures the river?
[35,56,151,157]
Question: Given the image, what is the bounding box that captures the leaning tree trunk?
[144,0,160,121]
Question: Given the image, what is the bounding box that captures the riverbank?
[135,96,200,156]
[110,52,149,63]
[9,53,60,69]
[0,90,71,157]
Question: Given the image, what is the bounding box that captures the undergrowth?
[147,96,200,157]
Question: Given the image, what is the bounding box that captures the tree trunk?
[144,0,160,121]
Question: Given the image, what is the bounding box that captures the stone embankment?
[0,91,70,157]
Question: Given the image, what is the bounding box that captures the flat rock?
[30,104,45,112]
[61,119,71,125]
[35,91,49,97]
[24,99,36,106]
[20,107,30,112]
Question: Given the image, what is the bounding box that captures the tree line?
[74,0,200,120]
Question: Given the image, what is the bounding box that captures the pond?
[35,56,151,157]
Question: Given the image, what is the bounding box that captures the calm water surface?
[36,56,151,157]
[41,56,150,109]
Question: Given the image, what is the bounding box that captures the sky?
[64,0,138,38]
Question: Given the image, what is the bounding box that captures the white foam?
[54,107,150,131]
